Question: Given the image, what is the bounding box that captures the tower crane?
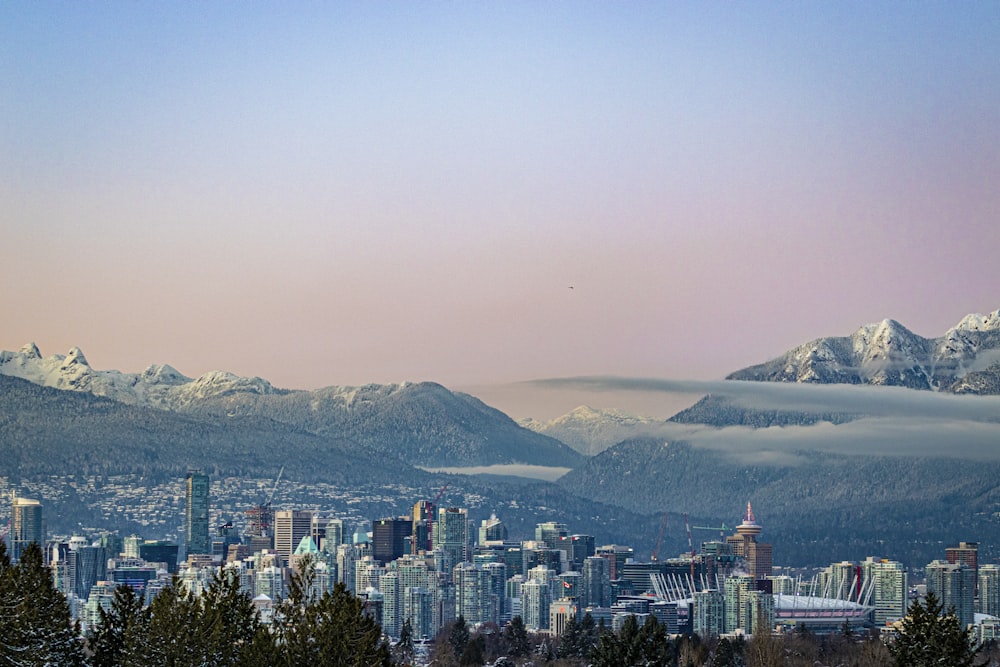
[651,512,668,562]
[684,513,696,592]
[691,523,731,539]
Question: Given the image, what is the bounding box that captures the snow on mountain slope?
[727,308,1000,393]
[0,344,581,467]
[520,405,664,456]
[0,344,276,408]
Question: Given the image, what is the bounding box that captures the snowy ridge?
[520,405,663,456]
[727,308,1000,394]
[0,344,277,409]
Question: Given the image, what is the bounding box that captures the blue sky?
[3,2,998,415]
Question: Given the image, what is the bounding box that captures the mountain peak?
[949,309,1000,334]
[64,347,90,367]
[19,342,41,359]
[730,308,1000,394]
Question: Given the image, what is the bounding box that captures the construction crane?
[651,511,668,562]
[692,523,731,539]
[684,513,696,592]
[265,465,285,507]
[246,465,284,538]
[424,483,449,551]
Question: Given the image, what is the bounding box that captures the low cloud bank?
[528,377,1000,461]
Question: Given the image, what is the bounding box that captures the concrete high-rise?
[980,564,1000,616]
[865,557,908,626]
[926,559,976,629]
[454,563,493,625]
[946,542,979,594]
[10,495,43,563]
[185,472,210,556]
[725,502,772,582]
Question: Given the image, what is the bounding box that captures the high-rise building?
[559,534,595,572]
[946,542,979,594]
[535,522,569,550]
[725,502,773,583]
[455,563,493,625]
[273,510,313,567]
[433,507,468,574]
[405,586,436,640]
[73,544,109,601]
[595,544,634,581]
[980,565,1000,616]
[746,590,775,635]
[10,495,43,563]
[724,574,755,634]
[380,571,403,637]
[865,557,908,626]
[521,578,550,631]
[926,559,976,629]
[185,472,210,556]
[693,589,725,637]
[373,517,413,564]
[478,514,508,546]
[582,556,611,608]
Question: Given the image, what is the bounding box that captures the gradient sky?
[3,3,999,415]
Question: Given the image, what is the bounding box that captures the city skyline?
[3,3,998,404]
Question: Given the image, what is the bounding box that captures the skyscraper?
[432,507,468,574]
[926,559,976,629]
[372,517,413,563]
[185,472,210,556]
[273,509,314,567]
[980,565,1000,616]
[865,557,908,626]
[10,495,43,562]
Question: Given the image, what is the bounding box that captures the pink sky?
[2,4,998,418]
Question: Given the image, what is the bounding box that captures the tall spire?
[745,501,755,524]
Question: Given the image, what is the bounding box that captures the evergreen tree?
[448,615,471,660]
[557,614,583,659]
[273,562,391,667]
[889,591,978,667]
[711,637,744,667]
[3,542,86,667]
[502,615,530,659]
[394,618,414,666]
[90,584,148,667]
[459,635,485,666]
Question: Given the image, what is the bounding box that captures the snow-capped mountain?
[0,343,278,408]
[520,405,665,456]
[0,344,581,467]
[727,309,1000,393]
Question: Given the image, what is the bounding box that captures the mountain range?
[0,344,580,468]
[3,307,1000,566]
[727,309,1000,393]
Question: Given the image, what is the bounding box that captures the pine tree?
[394,618,415,666]
[4,542,86,666]
[89,584,148,667]
[448,615,471,660]
[274,561,391,667]
[890,591,979,667]
[502,615,530,659]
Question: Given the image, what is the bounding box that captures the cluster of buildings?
[6,479,1000,644]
